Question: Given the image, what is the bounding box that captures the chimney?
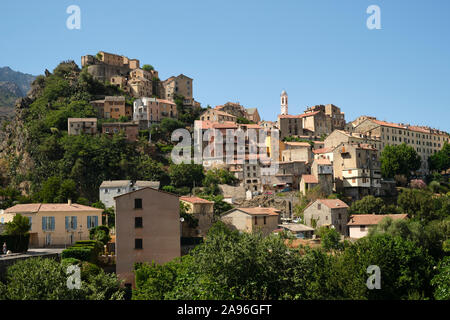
[68,199,72,206]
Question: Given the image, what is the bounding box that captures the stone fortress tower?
[281,90,288,115]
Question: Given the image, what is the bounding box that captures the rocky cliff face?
[0,66,36,96]
[0,76,44,189]
[0,67,37,122]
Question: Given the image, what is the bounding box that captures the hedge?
[61,240,103,263]
[0,234,30,253]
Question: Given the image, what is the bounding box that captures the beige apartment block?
[301,110,333,137]
[200,108,237,123]
[162,74,194,105]
[221,207,280,236]
[246,108,261,123]
[133,97,178,129]
[303,199,349,235]
[281,142,312,162]
[67,118,97,135]
[102,122,139,142]
[277,115,303,140]
[313,147,334,162]
[305,104,346,130]
[333,142,382,200]
[90,96,127,119]
[325,130,381,151]
[115,187,180,287]
[351,117,450,174]
[4,202,102,248]
[180,196,215,238]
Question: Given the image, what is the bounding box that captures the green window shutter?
[51,217,55,230]
[94,216,98,227]
[87,216,91,229]
[65,216,69,230]
[42,217,46,231]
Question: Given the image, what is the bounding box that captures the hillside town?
[0,51,449,300]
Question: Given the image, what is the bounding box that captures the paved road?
[0,248,63,260]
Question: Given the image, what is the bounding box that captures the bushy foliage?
[380,143,421,178]
[429,142,450,173]
[3,214,31,235]
[133,221,439,300]
[397,189,449,222]
[316,226,342,251]
[89,225,111,245]
[349,195,385,215]
[0,257,124,300]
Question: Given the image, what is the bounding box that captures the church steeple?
[281,90,288,115]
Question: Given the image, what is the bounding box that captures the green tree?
[0,257,84,300]
[316,226,342,251]
[169,162,204,189]
[429,142,450,173]
[199,194,233,216]
[397,189,449,222]
[0,257,125,300]
[89,225,111,245]
[380,143,421,178]
[349,195,385,214]
[337,234,434,299]
[431,256,450,300]
[142,64,154,72]
[4,214,31,235]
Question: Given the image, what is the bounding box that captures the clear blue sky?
[1,0,449,131]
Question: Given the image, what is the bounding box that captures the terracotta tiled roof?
[313,147,333,154]
[317,199,349,209]
[279,223,314,232]
[68,118,97,122]
[180,196,214,204]
[301,175,318,184]
[347,214,408,226]
[371,119,407,129]
[215,110,237,118]
[5,203,102,213]
[315,158,332,165]
[284,142,311,147]
[237,207,280,216]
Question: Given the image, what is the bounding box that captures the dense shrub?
[61,240,103,263]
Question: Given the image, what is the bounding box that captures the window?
[65,216,77,230]
[360,225,366,231]
[135,217,143,228]
[263,216,267,225]
[87,216,98,229]
[254,216,258,225]
[135,239,143,249]
[135,198,143,209]
[42,217,55,231]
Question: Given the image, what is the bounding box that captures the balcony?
[343,177,370,188]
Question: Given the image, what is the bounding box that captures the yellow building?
[221,207,280,236]
[352,118,450,173]
[4,202,103,248]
